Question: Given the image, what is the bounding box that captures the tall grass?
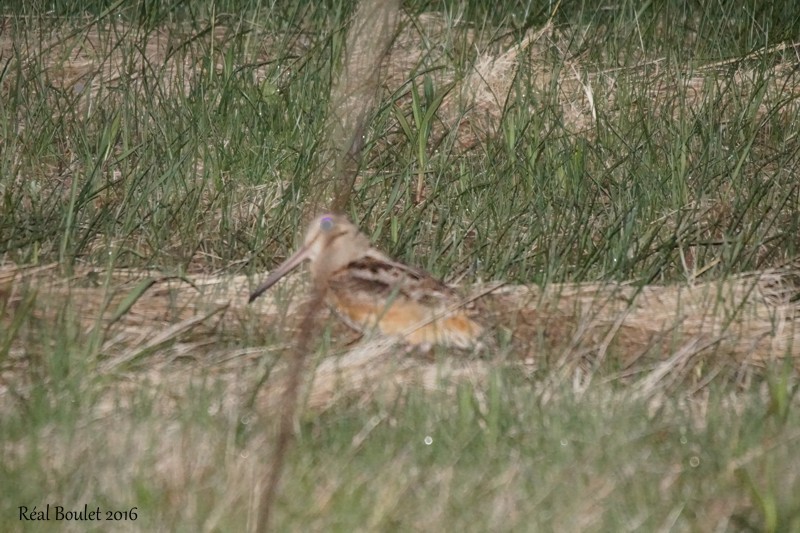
[1,0,799,530]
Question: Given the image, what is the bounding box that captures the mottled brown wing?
[326,254,489,349]
[328,256,459,308]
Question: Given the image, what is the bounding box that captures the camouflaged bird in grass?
[249,214,486,349]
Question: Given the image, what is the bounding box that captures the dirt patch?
[2,262,797,412]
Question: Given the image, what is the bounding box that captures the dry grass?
[5,14,797,160]
[0,2,800,530]
[2,261,797,413]
[3,6,800,529]
[4,15,797,272]
[0,16,286,109]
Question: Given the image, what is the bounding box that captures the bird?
[248,214,485,349]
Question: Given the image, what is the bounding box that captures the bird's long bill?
[248,245,312,303]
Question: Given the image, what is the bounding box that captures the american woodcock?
[248,214,484,349]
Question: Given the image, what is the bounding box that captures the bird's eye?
[320,216,334,232]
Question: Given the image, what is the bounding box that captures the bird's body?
[249,214,483,349]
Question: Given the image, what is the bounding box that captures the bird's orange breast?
[326,286,483,349]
